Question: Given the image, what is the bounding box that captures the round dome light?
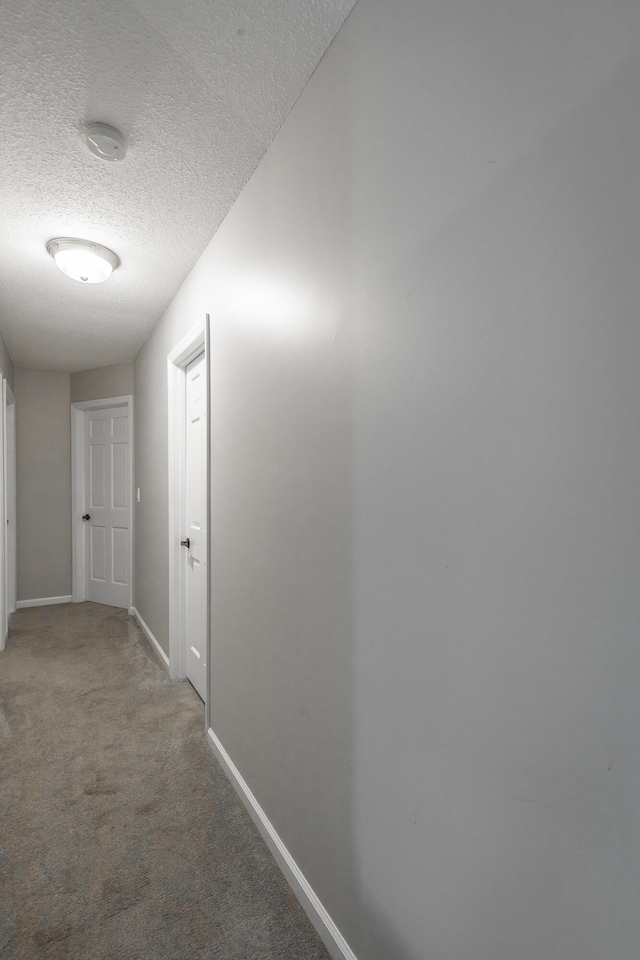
[46,238,120,283]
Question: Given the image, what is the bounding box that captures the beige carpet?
[0,602,331,960]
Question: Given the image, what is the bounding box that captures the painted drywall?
[134,2,640,958]
[0,328,15,393]
[70,362,134,403]
[134,332,173,651]
[15,369,71,601]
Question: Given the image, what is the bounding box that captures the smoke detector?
[85,123,126,161]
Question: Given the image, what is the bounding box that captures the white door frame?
[71,395,134,607]
[167,316,211,722]
[4,383,16,629]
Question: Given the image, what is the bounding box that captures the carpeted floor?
[0,602,331,960]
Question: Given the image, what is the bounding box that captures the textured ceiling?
[0,0,355,372]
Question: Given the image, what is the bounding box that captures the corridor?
[0,603,329,960]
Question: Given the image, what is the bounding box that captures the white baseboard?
[206,727,357,960]
[130,606,170,674]
[16,595,72,609]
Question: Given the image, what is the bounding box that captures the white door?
[184,352,207,701]
[83,405,130,608]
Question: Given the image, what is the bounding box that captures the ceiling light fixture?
[46,238,120,283]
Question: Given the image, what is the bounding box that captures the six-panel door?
[84,406,130,608]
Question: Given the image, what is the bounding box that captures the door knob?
[180,538,190,548]
[82,514,91,520]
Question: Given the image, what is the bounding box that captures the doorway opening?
[167,316,211,720]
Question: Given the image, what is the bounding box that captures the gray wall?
[13,361,132,605]
[134,329,173,645]
[70,361,134,403]
[134,2,640,958]
[0,328,14,393]
[15,369,71,601]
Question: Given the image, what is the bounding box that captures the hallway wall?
[12,362,135,607]
[15,369,71,602]
[134,2,640,959]
[0,328,14,393]
[70,362,134,403]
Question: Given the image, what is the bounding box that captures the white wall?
[134,2,640,958]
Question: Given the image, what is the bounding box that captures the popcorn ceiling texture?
[0,0,355,371]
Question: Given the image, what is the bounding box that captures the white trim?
[167,321,206,368]
[71,406,85,600]
[204,317,212,729]
[71,395,134,608]
[130,606,170,673]
[167,317,211,716]
[71,396,132,411]
[206,727,358,960]
[5,386,16,619]
[17,595,72,609]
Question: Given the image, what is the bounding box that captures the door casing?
[167,316,211,726]
[4,384,16,628]
[71,395,134,608]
